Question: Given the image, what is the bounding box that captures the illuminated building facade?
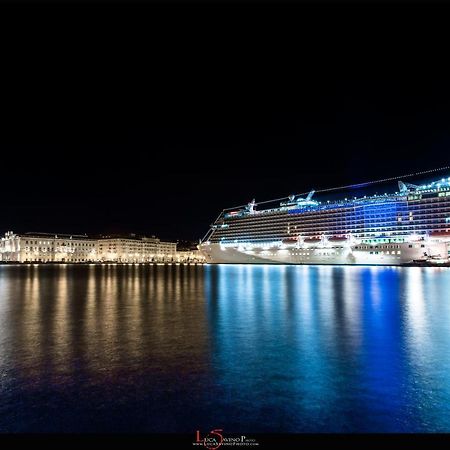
[200,176,450,265]
[0,232,179,263]
[96,237,177,263]
[0,232,98,263]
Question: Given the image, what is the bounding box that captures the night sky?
[2,2,450,241]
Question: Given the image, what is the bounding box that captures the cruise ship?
[199,175,450,265]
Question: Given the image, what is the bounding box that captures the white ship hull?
[199,241,449,266]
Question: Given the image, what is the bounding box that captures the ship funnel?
[246,199,256,213]
[398,181,408,194]
[398,181,418,194]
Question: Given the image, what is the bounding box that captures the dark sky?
[1,1,450,241]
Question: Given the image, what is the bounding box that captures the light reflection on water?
[0,264,450,432]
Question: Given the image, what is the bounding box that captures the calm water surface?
[1,264,450,432]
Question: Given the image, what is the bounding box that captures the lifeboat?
[303,237,322,243]
[430,231,450,237]
[429,231,450,241]
[328,236,348,242]
[282,237,298,245]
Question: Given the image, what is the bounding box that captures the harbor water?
[1,264,450,432]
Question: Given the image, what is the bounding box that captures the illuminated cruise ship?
[200,174,450,265]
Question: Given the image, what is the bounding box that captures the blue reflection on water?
[1,264,450,432]
[203,265,450,432]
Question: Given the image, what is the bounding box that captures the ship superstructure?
[200,175,450,265]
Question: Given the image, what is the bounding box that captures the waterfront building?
[200,175,450,265]
[0,232,178,263]
[0,232,97,263]
[96,236,177,263]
